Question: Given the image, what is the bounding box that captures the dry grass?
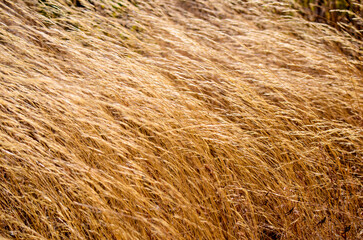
[0,0,362,239]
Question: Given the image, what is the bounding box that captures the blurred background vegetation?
[295,0,363,39]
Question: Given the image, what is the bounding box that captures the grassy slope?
[0,0,362,239]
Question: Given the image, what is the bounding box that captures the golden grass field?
[0,0,362,239]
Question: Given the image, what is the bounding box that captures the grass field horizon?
[0,0,362,239]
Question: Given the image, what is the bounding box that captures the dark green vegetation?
[295,0,362,39]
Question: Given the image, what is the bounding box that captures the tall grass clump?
[0,0,362,239]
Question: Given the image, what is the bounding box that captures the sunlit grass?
[0,0,362,239]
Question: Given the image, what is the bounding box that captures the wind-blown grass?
[0,0,362,239]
